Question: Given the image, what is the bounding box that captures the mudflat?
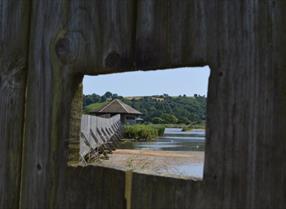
[91,149,204,179]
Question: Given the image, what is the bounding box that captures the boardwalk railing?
[80,114,122,163]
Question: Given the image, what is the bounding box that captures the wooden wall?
[1,0,286,209]
[0,1,30,208]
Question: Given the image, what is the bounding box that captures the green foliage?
[156,126,165,136]
[83,91,122,106]
[83,101,109,113]
[161,113,178,124]
[121,95,207,124]
[123,124,165,141]
[182,121,206,131]
[83,93,101,106]
[104,91,113,98]
[151,117,164,124]
[83,92,207,125]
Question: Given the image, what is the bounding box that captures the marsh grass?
[123,124,165,141]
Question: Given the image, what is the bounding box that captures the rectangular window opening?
[70,66,210,180]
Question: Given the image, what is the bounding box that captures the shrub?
[123,124,165,141]
[182,122,206,131]
[151,117,164,124]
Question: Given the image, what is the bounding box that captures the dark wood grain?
[1,0,286,208]
[56,166,126,209]
[131,173,203,209]
[0,1,30,209]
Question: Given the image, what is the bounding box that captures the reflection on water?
[167,164,204,178]
[119,128,205,152]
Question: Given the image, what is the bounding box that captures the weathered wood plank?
[55,166,126,209]
[132,173,203,209]
[135,0,208,69]
[0,1,30,208]
[58,0,137,74]
[202,1,285,208]
[65,0,208,74]
[13,0,286,209]
[20,0,68,207]
[79,114,121,161]
[20,1,134,208]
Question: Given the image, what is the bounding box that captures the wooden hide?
[0,0,286,209]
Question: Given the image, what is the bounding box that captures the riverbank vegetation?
[181,122,206,131]
[123,124,165,141]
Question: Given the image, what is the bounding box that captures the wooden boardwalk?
[80,114,122,162]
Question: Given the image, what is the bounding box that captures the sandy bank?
[91,149,204,179]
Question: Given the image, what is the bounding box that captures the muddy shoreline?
[90,149,204,179]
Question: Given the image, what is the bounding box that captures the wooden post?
[0,1,31,209]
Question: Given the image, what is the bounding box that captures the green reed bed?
[123,124,165,141]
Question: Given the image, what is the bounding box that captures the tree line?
[83,92,206,125]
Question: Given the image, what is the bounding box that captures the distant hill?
[84,101,109,113]
[83,92,206,124]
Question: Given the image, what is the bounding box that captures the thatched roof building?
[91,99,142,124]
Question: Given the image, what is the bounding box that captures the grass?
[83,101,109,113]
[123,124,165,141]
[151,123,206,131]
[181,122,206,131]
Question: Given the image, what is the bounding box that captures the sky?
[83,66,210,96]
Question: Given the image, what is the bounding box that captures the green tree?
[84,92,207,125]
[161,113,178,124]
[104,91,112,98]
[152,117,164,124]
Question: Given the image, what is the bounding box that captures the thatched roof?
[91,99,142,115]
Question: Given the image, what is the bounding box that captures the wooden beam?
[0,1,31,208]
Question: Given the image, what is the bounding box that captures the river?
[119,128,205,152]
[118,128,205,178]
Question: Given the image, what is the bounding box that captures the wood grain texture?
[20,0,67,207]
[135,0,208,69]
[0,0,285,208]
[56,166,126,209]
[68,82,82,162]
[0,1,30,208]
[203,1,286,208]
[131,173,203,209]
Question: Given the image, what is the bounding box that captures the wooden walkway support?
[80,114,122,162]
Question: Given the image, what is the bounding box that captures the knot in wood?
[105,51,121,68]
[36,163,42,171]
[55,32,85,65]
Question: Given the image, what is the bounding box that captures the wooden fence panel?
[80,114,122,161]
[0,1,30,209]
[0,0,283,209]
[20,1,134,208]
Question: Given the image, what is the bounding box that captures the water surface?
[119,128,205,152]
[119,128,205,178]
